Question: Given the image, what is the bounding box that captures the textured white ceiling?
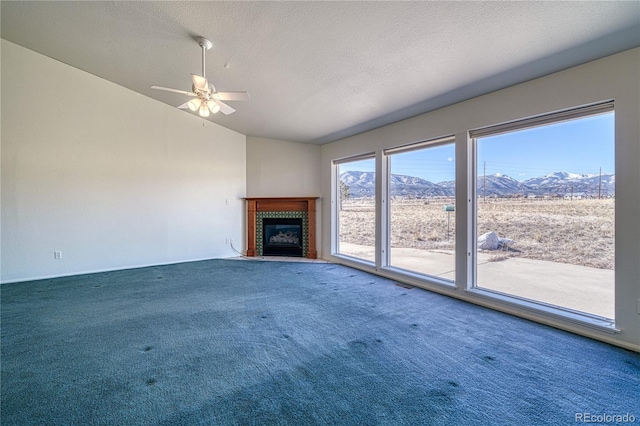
[2,1,639,144]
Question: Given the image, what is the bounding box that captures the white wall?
[1,40,246,283]
[246,136,322,255]
[246,136,321,197]
[321,48,640,351]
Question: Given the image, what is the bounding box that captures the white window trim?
[383,135,456,279]
[469,100,616,322]
[332,153,376,261]
[469,99,614,139]
[329,101,618,337]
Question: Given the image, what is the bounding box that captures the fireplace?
[245,197,318,259]
[262,218,303,256]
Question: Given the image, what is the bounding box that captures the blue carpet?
[1,259,638,425]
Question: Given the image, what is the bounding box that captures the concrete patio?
[338,242,614,319]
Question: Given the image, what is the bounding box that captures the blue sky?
[339,112,614,183]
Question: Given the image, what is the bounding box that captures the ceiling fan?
[151,37,249,117]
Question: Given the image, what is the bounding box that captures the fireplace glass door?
[262,218,303,256]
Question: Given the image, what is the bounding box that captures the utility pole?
[483,161,486,203]
[598,167,602,199]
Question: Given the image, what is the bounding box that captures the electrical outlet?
[54,251,63,259]
[225,238,230,245]
[225,198,230,205]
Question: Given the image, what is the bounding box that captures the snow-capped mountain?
[339,171,615,198]
[390,174,452,197]
[521,172,615,197]
[339,172,454,198]
[340,171,376,197]
[479,173,521,196]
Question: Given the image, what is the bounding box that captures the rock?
[498,237,514,249]
[478,231,500,250]
[478,231,514,250]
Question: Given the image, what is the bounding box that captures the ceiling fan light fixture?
[199,104,210,117]
[207,100,221,114]
[187,98,202,111]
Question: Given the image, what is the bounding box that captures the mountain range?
[340,171,615,198]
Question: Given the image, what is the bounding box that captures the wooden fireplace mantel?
[245,197,319,259]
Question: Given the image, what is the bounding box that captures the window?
[385,137,456,280]
[335,155,376,263]
[472,102,615,319]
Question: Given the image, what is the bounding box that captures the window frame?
[381,135,456,282]
[468,100,615,325]
[328,101,618,333]
[332,152,376,264]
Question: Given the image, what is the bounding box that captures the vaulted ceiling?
[2,1,639,144]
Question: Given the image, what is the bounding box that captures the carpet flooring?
[1,259,638,425]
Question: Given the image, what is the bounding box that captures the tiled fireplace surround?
[245,197,318,259]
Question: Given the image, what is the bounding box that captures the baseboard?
[0,256,235,285]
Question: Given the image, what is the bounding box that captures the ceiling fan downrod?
[196,36,213,79]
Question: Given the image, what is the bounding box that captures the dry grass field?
[339,198,614,269]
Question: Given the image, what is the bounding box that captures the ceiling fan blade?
[214,91,250,101]
[215,100,236,115]
[151,86,196,96]
[191,74,209,92]
[177,102,190,109]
